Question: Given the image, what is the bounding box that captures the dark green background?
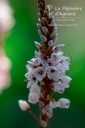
[0,0,85,128]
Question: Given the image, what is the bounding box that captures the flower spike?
[19,0,72,128]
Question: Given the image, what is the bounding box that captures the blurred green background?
[0,0,85,128]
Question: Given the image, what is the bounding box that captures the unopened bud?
[40,35,47,42]
[48,40,53,47]
[18,100,30,111]
[42,26,48,34]
[34,41,41,49]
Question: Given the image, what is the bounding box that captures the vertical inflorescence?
[19,0,72,128]
[0,0,15,93]
[37,0,58,57]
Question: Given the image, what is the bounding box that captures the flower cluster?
[19,0,72,127]
[25,43,71,105]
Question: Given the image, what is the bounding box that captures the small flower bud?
[44,10,48,16]
[37,12,40,16]
[57,44,65,49]
[50,31,57,38]
[47,5,51,11]
[38,30,42,36]
[51,52,59,60]
[34,41,41,49]
[37,23,41,29]
[35,51,39,57]
[41,120,47,128]
[53,33,58,43]
[53,44,65,52]
[28,92,39,104]
[50,19,55,25]
[38,18,40,22]
[40,35,47,42]
[18,100,30,111]
[58,98,70,109]
[53,26,57,31]
[48,40,53,47]
[42,26,48,34]
[51,51,63,60]
[41,17,48,25]
[39,101,45,107]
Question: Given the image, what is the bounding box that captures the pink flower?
[0,52,11,93]
[0,0,15,33]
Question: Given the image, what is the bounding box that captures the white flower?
[41,120,47,128]
[25,72,38,87]
[25,72,29,79]
[30,85,41,95]
[58,98,70,108]
[28,92,39,104]
[26,61,35,70]
[42,105,53,118]
[47,66,60,81]
[51,52,60,61]
[50,98,70,109]
[33,67,46,81]
[42,59,48,67]
[49,101,60,108]
[33,57,42,66]
[57,75,72,88]
[18,100,30,111]
[51,51,63,60]
[53,82,65,94]
[53,44,65,52]
[59,56,70,71]
[27,81,33,88]
[47,58,56,66]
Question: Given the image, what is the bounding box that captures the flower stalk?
[29,110,40,124]
[19,0,72,128]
